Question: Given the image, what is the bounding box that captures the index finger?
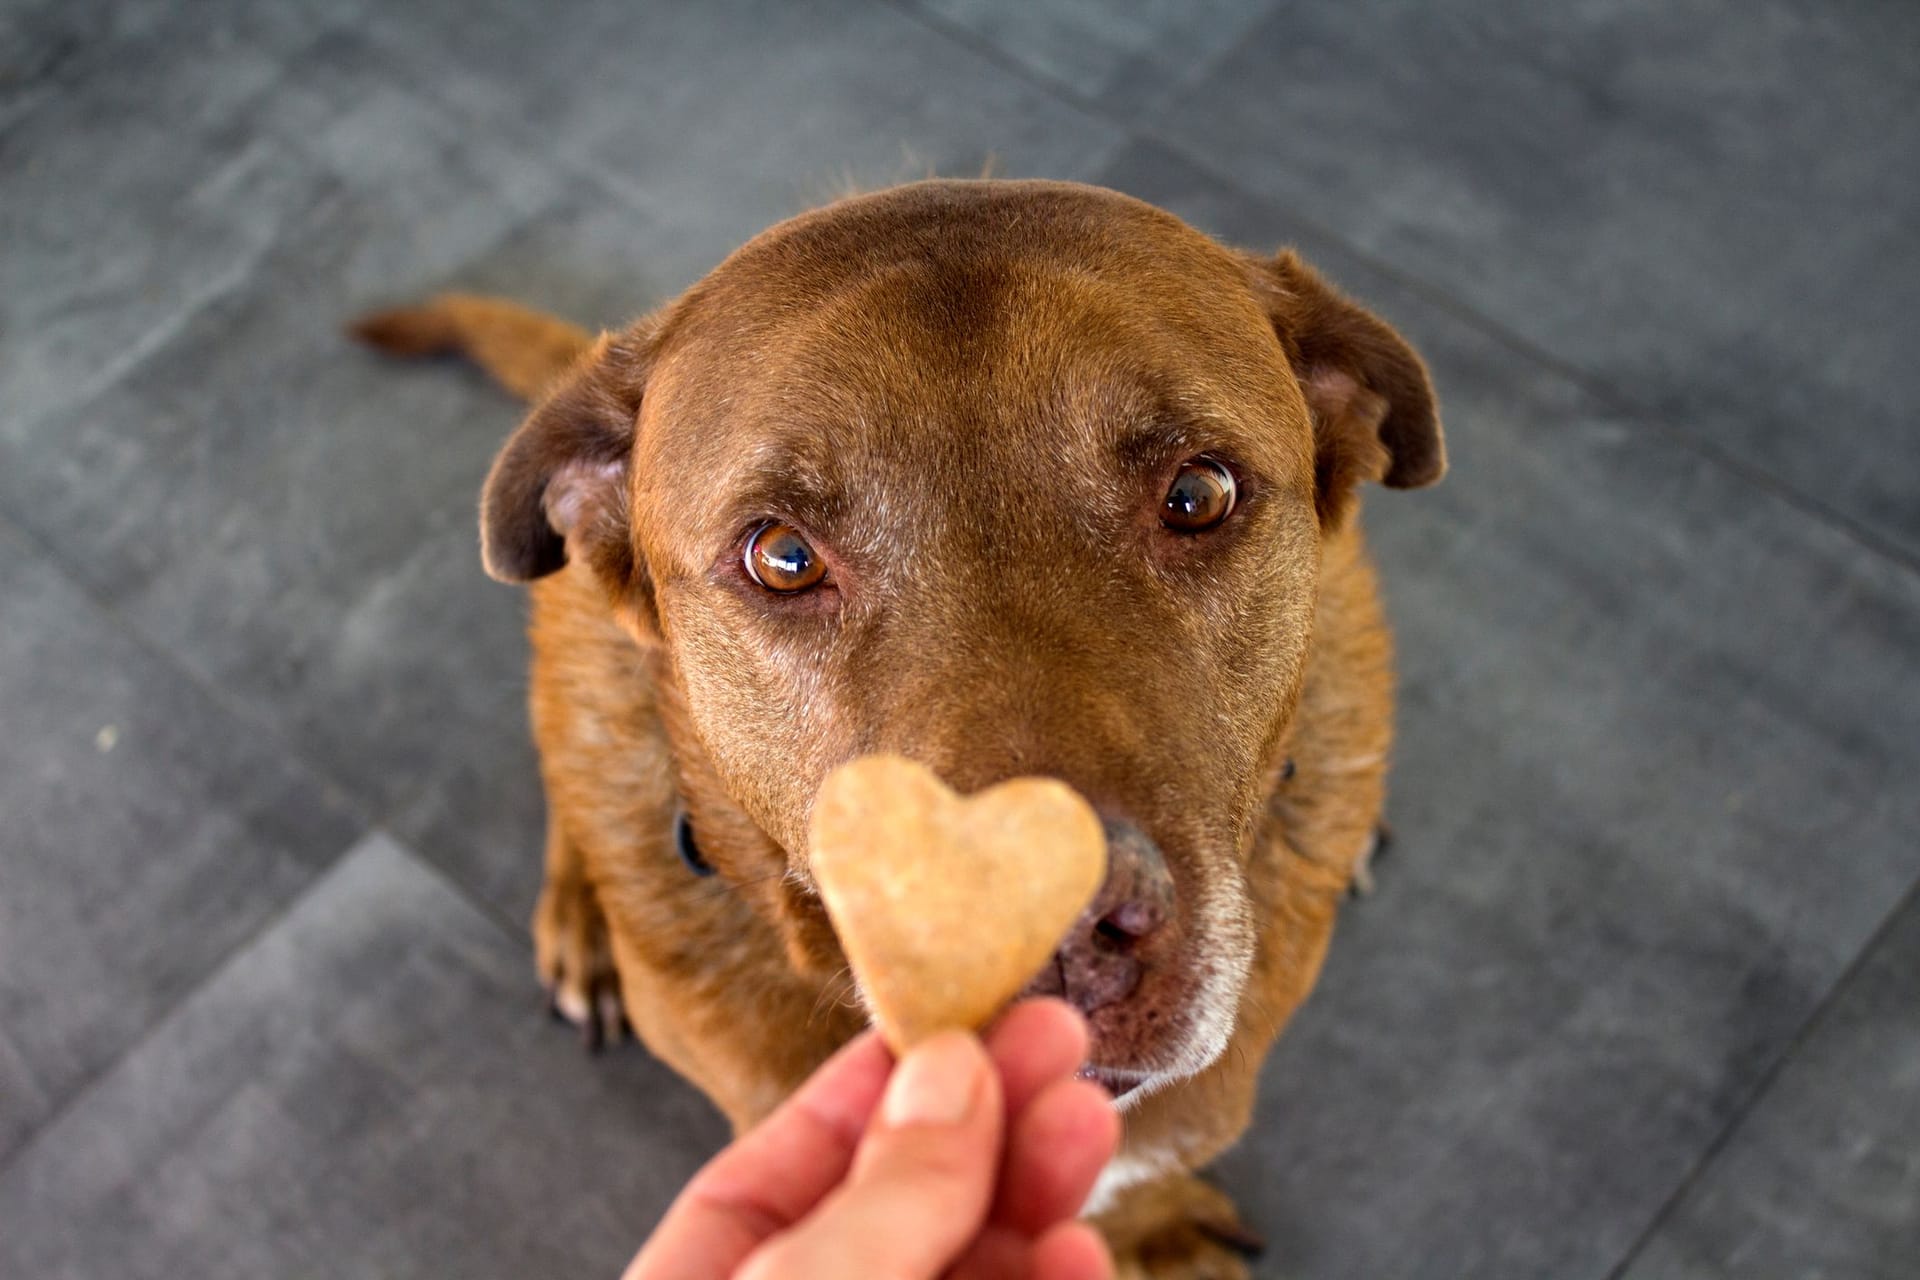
[624,1031,894,1280]
[983,999,1089,1118]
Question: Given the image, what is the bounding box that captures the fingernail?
[881,1032,984,1128]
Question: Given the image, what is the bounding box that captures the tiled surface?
[906,0,1280,111]
[388,717,549,929]
[0,516,359,1164]
[1156,0,1920,561]
[0,835,725,1280]
[1620,889,1920,1280]
[0,25,570,815]
[358,0,1128,257]
[0,0,363,133]
[2,2,1915,1277]
[0,2,378,434]
[1098,139,1920,1277]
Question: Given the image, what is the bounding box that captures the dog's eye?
[1161,458,1237,532]
[745,522,827,593]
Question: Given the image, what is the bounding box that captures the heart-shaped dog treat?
[809,754,1107,1052]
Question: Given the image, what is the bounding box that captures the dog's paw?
[1098,1174,1263,1280]
[532,876,626,1051]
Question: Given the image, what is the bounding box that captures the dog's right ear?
[1246,251,1445,528]
[479,332,646,591]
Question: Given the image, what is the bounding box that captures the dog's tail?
[349,294,594,404]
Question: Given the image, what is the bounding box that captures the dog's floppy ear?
[1250,251,1445,526]
[479,331,647,591]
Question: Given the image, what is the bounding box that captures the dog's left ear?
[479,330,653,614]
[1249,250,1445,526]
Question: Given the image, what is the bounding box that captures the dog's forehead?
[702,179,1237,306]
[675,180,1270,360]
[642,182,1300,490]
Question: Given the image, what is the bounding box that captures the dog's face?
[481,181,1442,1099]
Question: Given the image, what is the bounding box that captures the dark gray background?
[3,1,1915,1276]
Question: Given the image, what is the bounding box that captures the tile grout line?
[1600,869,1920,1278]
[339,13,1134,287]
[877,0,1920,586]
[0,839,353,1187]
[0,508,375,1181]
[375,822,537,939]
[341,32,683,258]
[0,506,529,1180]
[366,825,537,952]
[0,498,544,1172]
[0,511,374,833]
[0,816,539,1188]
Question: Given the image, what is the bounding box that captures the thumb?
[737,1031,1004,1280]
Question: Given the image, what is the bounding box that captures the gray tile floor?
[2,2,1914,1276]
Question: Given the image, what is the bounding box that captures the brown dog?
[355,179,1443,1277]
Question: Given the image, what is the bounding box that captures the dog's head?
[480,181,1442,1100]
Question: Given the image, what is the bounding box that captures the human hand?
[623,998,1120,1280]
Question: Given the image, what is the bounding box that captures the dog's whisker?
[806,964,859,1027]
[667,867,786,906]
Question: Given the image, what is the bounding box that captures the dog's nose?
[1025,817,1175,1016]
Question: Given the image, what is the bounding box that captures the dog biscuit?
[809,754,1106,1052]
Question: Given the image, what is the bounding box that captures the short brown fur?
[355,179,1441,1278]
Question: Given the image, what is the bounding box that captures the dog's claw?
[594,986,625,1051]
[1197,1220,1266,1258]
[1348,823,1393,899]
[548,969,627,1053]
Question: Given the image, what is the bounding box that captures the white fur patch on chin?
[1080,887,1257,1218]
[1043,861,1257,1122]
[1156,864,1257,1082]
